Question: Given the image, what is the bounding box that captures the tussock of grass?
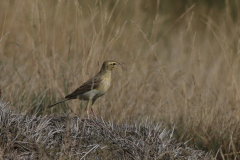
[0,101,211,159]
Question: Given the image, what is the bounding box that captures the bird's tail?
[48,99,69,108]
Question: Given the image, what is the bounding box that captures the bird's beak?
[118,62,124,65]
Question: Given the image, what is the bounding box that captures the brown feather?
[65,76,101,99]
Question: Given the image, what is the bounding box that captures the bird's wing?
[65,76,101,99]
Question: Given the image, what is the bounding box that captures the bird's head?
[101,60,124,71]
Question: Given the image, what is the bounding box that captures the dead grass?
[0,100,212,159]
[0,0,240,159]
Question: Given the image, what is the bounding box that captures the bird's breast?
[81,80,110,100]
[99,78,111,92]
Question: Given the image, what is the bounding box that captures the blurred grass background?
[0,0,240,159]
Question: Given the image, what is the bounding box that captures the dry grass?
[0,100,212,159]
[0,0,240,159]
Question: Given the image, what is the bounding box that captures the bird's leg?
[91,107,97,119]
[90,99,97,119]
[86,109,90,119]
[86,99,92,119]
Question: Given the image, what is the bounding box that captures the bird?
[48,60,124,118]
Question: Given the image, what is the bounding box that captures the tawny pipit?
[48,60,124,118]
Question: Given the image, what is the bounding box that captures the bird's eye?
[112,63,116,65]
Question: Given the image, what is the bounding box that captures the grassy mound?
[0,101,211,159]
